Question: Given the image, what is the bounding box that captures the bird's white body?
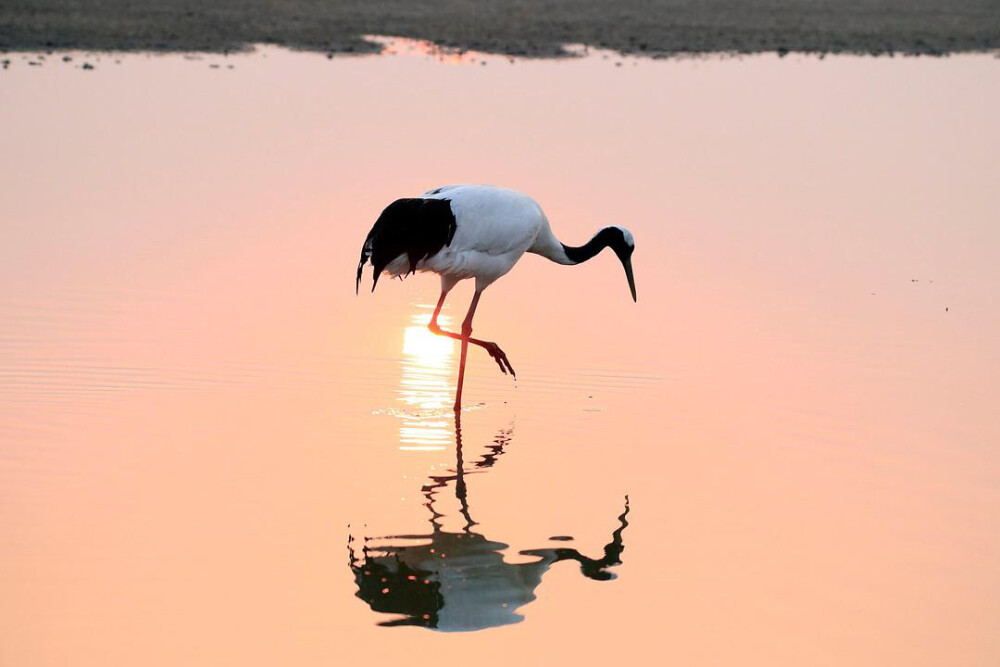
[383,185,569,292]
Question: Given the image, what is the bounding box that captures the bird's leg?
[453,290,481,412]
[428,291,516,378]
[428,290,449,331]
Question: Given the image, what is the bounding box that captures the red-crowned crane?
[357,185,636,411]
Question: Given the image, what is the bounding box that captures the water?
[2,43,999,665]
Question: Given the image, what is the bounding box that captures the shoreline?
[2,1,999,58]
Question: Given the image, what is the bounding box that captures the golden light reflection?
[396,308,456,450]
[402,324,454,365]
[365,35,489,65]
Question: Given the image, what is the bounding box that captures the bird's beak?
[622,257,637,302]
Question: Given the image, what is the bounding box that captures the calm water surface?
[1,43,999,665]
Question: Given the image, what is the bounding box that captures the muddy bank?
[1,0,999,57]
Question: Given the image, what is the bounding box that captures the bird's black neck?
[561,227,620,265]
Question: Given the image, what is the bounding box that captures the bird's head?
[607,226,637,302]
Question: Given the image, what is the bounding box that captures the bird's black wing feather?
[357,198,457,293]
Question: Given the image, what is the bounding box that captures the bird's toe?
[484,342,516,379]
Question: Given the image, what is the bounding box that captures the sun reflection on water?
[396,308,456,451]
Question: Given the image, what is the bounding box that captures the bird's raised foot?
[483,341,516,378]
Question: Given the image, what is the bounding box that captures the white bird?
[357,184,636,410]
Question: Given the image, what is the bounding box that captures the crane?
[357,184,636,410]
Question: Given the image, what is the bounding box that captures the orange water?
[1,44,999,664]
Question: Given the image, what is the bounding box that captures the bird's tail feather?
[356,243,371,295]
[357,197,456,295]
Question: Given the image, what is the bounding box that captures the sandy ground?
[1,0,998,57]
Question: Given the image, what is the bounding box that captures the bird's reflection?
[348,413,630,631]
